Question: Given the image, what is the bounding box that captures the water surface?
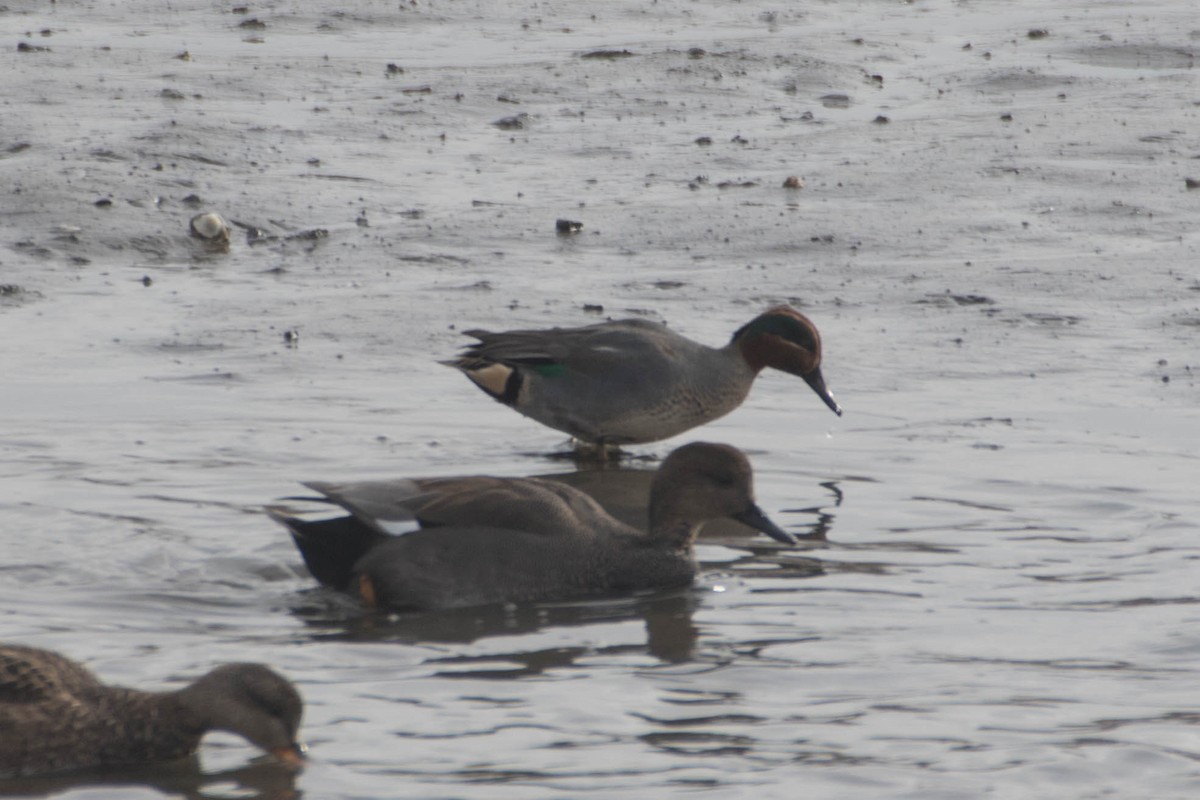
[2,1,1198,797]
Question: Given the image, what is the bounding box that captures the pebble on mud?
[581,49,635,59]
[493,114,528,130]
[555,219,583,234]
[1184,178,1200,190]
[189,212,231,245]
[782,176,804,189]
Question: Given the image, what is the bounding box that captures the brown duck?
[270,442,795,610]
[0,645,305,778]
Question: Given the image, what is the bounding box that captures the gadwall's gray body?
[271,442,794,610]
[444,306,841,446]
[0,645,304,778]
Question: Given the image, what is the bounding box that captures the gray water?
[2,1,1199,797]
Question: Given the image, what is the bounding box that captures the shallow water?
[2,0,1199,797]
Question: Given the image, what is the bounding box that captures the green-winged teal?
[444,305,841,447]
[0,645,304,777]
[270,442,794,610]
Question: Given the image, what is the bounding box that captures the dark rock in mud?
[493,114,528,130]
[581,49,635,60]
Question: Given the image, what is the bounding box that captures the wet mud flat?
[2,1,1200,798]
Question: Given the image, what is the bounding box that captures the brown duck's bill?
[803,367,842,416]
[271,742,307,767]
[733,505,797,545]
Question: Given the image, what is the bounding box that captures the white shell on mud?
[189,212,231,243]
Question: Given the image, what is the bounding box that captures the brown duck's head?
[183,663,305,767]
[732,306,841,416]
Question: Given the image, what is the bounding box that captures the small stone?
[782,176,804,189]
[493,114,528,130]
[580,49,634,60]
[189,212,231,244]
[556,219,583,234]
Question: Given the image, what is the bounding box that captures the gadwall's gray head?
[648,442,795,545]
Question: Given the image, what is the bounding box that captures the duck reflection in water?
[292,587,701,665]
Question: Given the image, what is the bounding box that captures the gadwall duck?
[443,306,841,447]
[0,645,304,778]
[270,442,794,610]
